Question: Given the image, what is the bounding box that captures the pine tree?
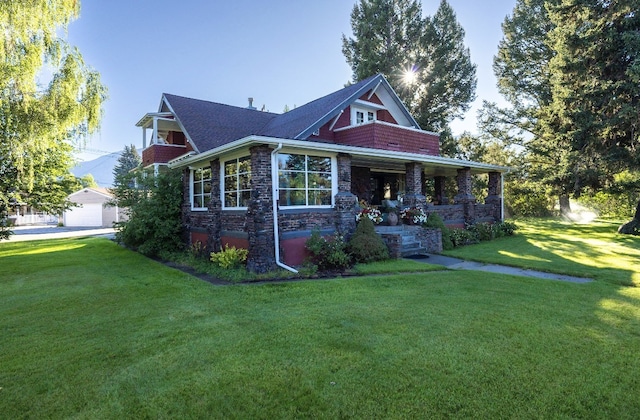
[543,0,640,223]
[110,145,142,210]
[342,0,476,149]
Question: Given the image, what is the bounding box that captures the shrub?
[305,228,352,271]
[210,244,249,269]
[114,169,184,257]
[468,222,495,242]
[505,180,555,217]
[448,228,476,247]
[348,217,389,263]
[495,220,518,236]
[424,213,453,250]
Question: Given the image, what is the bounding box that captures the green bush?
[210,244,249,269]
[448,228,477,247]
[348,217,389,263]
[114,169,184,257]
[424,213,453,250]
[305,229,352,271]
[505,180,554,217]
[468,222,495,242]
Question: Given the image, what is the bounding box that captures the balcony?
[334,121,440,156]
[142,143,189,167]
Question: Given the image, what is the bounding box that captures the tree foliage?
[0,0,107,239]
[482,0,640,221]
[114,169,185,257]
[342,0,476,147]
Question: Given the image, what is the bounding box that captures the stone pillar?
[403,162,427,210]
[434,176,449,205]
[485,171,503,221]
[455,167,476,224]
[246,145,276,273]
[335,153,358,237]
[207,159,222,252]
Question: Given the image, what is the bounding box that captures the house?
[136,74,508,273]
[64,188,122,227]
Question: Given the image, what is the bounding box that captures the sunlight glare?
[402,66,417,85]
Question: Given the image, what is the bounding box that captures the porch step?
[401,246,429,258]
[375,225,431,258]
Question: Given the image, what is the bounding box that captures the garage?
[63,188,122,227]
[64,203,103,227]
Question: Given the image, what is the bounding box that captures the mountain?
[71,151,122,188]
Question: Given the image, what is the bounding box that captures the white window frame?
[190,167,212,211]
[276,151,337,209]
[351,105,377,126]
[221,155,252,210]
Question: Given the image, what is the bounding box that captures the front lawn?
[1,232,639,418]
[444,218,640,286]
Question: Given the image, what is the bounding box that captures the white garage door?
[65,204,103,227]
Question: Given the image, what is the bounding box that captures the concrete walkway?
[6,225,116,242]
[411,254,593,284]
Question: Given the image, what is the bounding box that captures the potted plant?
[400,207,427,225]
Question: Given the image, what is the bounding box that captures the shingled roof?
[161,74,419,153]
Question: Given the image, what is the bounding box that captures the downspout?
[501,172,505,221]
[271,143,298,273]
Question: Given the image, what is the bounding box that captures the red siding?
[281,237,310,266]
[335,122,440,156]
[221,236,249,250]
[142,144,189,166]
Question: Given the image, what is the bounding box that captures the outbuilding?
[64,188,121,227]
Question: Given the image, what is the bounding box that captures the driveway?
[6,225,116,242]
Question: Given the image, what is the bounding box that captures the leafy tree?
[0,0,107,239]
[342,0,476,151]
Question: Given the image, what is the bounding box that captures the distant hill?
[71,151,122,188]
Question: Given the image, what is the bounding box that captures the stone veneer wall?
[246,145,276,273]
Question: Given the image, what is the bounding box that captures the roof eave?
[168,135,511,173]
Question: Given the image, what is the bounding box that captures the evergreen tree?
[342,0,476,151]
[0,0,107,239]
[110,145,142,210]
[543,0,640,223]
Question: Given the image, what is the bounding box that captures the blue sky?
[68,0,516,161]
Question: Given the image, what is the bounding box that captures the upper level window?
[191,167,212,210]
[277,153,333,207]
[352,107,376,125]
[223,156,251,208]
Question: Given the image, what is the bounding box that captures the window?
[277,153,332,207]
[352,107,376,125]
[191,167,212,210]
[223,156,251,208]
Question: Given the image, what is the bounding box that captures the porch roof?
[168,135,510,176]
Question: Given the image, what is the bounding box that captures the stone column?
[454,167,476,224]
[335,153,358,237]
[485,171,503,221]
[207,159,222,253]
[434,176,449,205]
[246,145,276,273]
[403,162,427,210]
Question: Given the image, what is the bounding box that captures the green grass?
[444,218,640,286]
[1,227,640,418]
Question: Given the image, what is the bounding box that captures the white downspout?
[501,172,505,221]
[271,143,298,273]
